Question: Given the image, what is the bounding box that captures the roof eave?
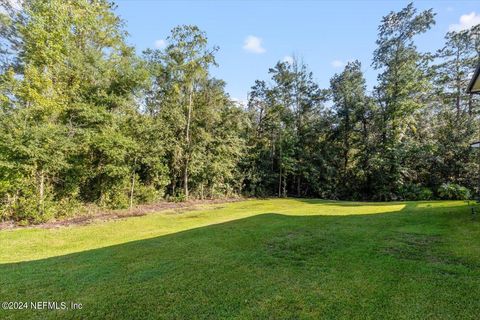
[467,63,480,94]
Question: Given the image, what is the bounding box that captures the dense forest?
[0,0,479,223]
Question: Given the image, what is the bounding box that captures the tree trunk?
[344,109,350,171]
[129,158,137,209]
[37,169,45,215]
[129,174,135,209]
[297,177,301,197]
[184,87,193,200]
[455,50,461,117]
[129,177,135,210]
[468,94,473,116]
[278,165,282,197]
[456,86,461,117]
[184,158,189,200]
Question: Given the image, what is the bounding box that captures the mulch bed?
[0,198,243,230]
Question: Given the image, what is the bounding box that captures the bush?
[418,187,434,200]
[437,183,471,200]
[0,180,57,224]
[55,197,83,219]
[167,192,187,203]
[398,184,433,201]
[134,183,162,204]
[99,184,130,209]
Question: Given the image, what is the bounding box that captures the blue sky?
[115,0,480,102]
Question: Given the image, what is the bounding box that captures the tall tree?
[244,59,327,197]
[429,24,480,190]
[372,3,435,199]
[0,0,147,220]
[144,25,244,200]
[330,60,375,199]
[159,25,216,200]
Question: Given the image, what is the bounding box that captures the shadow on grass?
[0,203,478,319]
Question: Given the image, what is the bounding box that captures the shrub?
[55,197,83,219]
[134,183,162,204]
[418,187,434,200]
[99,184,130,209]
[398,184,433,201]
[0,180,57,224]
[167,192,187,203]
[437,183,471,200]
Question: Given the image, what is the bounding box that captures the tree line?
[0,1,479,223]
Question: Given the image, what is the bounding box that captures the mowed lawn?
[1,199,479,319]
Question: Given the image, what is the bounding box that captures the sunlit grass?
[1,198,409,263]
[1,199,479,319]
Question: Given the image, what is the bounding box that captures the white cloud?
[243,35,266,54]
[331,59,345,68]
[154,39,166,49]
[283,56,294,64]
[231,97,247,108]
[331,58,356,69]
[449,12,480,32]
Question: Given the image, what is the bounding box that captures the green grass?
[1,199,479,319]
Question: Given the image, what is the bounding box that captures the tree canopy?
[0,1,479,223]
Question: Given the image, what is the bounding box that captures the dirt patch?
[0,198,243,230]
[381,232,477,272]
[382,232,442,262]
[264,230,330,266]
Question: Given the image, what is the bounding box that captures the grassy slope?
[0,199,479,319]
